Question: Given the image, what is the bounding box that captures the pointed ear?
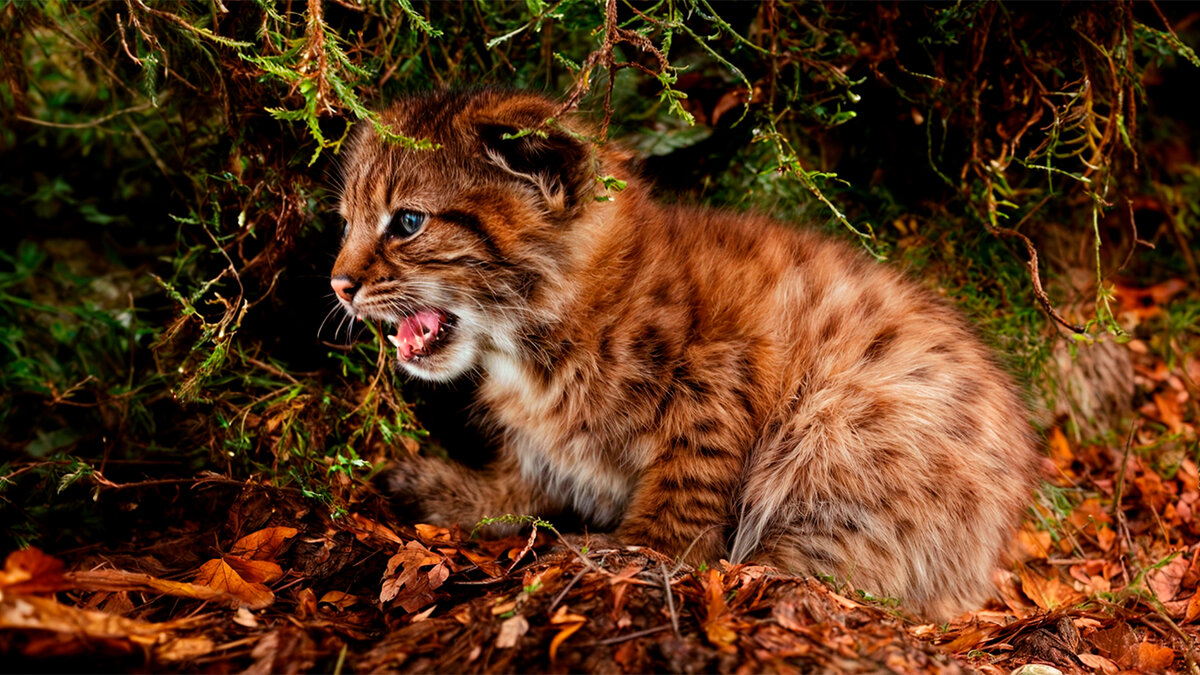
[477,117,595,216]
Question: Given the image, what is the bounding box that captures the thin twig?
[1111,419,1140,556]
[586,624,673,646]
[986,220,1085,334]
[663,564,680,637]
[549,564,592,611]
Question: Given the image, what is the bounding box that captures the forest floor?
[2,288,1199,674]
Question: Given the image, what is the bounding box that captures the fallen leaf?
[1136,640,1175,671]
[193,558,274,609]
[97,591,135,616]
[0,592,212,660]
[1076,653,1118,675]
[1047,427,1074,475]
[156,636,217,662]
[411,604,437,622]
[0,548,66,594]
[67,568,230,604]
[347,513,404,545]
[233,607,258,628]
[1134,471,1172,512]
[294,588,317,619]
[415,523,453,543]
[1010,665,1063,675]
[1114,278,1188,323]
[702,568,737,652]
[1015,527,1052,561]
[1147,553,1188,603]
[427,561,449,590]
[1017,566,1082,610]
[229,526,298,561]
[1180,460,1199,493]
[1153,391,1187,434]
[1066,498,1112,534]
[223,555,284,584]
[495,614,529,649]
[380,540,446,612]
[772,600,808,634]
[318,590,358,611]
[548,605,587,661]
[941,627,991,653]
[460,548,505,577]
[1089,622,1137,668]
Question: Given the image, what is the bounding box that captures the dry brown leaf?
[229,526,298,561]
[1046,427,1075,475]
[1115,278,1188,323]
[427,561,449,591]
[67,568,229,603]
[1017,566,1082,610]
[1015,527,1052,561]
[492,596,518,616]
[495,614,529,649]
[232,607,258,628]
[941,627,991,653]
[1147,553,1188,604]
[1089,621,1138,668]
[347,513,404,545]
[294,587,318,619]
[97,591,135,616]
[380,540,446,612]
[1066,498,1113,534]
[1153,391,1186,435]
[1183,590,1200,624]
[193,558,274,609]
[156,636,218,662]
[0,592,210,659]
[548,605,587,661]
[411,604,437,622]
[460,548,505,577]
[1136,640,1175,671]
[318,590,358,611]
[1076,653,1118,675]
[549,621,585,661]
[1134,471,1173,512]
[0,548,66,594]
[223,555,284,584]
[701,568,738,652]
[1180,460,1200,493]
[414,523,453,543]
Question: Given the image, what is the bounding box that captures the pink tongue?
[394,310,442,360]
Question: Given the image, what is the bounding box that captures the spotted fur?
[331,89,1039,619]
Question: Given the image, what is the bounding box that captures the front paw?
[374,459,434,521]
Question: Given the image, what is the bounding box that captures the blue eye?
[387,210,427,239]
[342,221,350,240]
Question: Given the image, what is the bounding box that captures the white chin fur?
[396,337,478,382]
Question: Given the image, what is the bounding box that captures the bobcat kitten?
[331,89,1038,619]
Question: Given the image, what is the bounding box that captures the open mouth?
[385,309,454,362]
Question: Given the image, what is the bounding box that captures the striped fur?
[332,89,1038,619]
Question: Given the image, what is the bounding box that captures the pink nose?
[331,277,358,302]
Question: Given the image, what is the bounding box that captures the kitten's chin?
[395,338,478,382]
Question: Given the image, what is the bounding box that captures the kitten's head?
[331,89,596,381]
